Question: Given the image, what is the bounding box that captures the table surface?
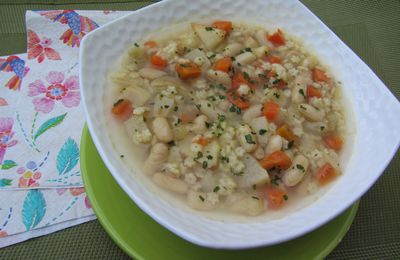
[0,0,399,259]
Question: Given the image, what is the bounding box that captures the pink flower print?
[69,187,85,196]
[0,231,8,237]
[0,97,7,106]
[28,71,80,113]
[85,196,91,209]
[0,117,17,164]
[18,170,42,188]
[28,30,61,63]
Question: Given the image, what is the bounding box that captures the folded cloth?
[0,11,129,189]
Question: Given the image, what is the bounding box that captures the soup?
[108,20,345,216]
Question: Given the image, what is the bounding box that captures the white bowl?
[80,0,400,249]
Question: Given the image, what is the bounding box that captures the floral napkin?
[0,10,131,247]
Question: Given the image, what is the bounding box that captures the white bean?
[229,195,265,216]
[253,46,269,58]
[223,43,243,57]
[236,124,258,152]
[249,116,270,145]
[253,146,265,160]
[282,154,309,187]
[206,69,231,87]
[198,100,225,121]
[264,135,283,154]
[234,52,257,67]
[243,36,258,48]
[187,190,216,211]
[138,67,167,80]
[152,173,188,194]
[298,104,325,122]
[152,117,173,142]
[243,104,263,124]
[143,143,168,175]
[191,115,208,134]
[254,29,269,46]
[291,84,306,104]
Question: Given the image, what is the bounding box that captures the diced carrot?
[196,136,210,146]
[175,61,201,79]
[150,54,167,69]
[267,29,286,46]
[231,73,255,89]
[265,186,287,209]
[111,99,133,121]
[312,68,329,82]
[213,57,232,73]
[276,124,296,142]
[226,90,250,109]
[266,55,282,64]
[211,21,233,32]
[267,70,276,78]
[259,150,292,170]
[263,101,280,122]
[307,85,322,100]
[323,134,343,151]
[180,113,196,123]
[316,163,337,185]
[144,41,157,48]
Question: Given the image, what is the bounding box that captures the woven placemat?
[0,0,399,259]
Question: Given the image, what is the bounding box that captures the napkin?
[0,10,133,248]
[1,10,129,189]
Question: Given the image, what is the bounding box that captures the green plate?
[80,126,359,260]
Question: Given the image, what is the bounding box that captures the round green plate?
[80,126,359,260]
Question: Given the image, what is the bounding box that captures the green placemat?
[1,1,399,259]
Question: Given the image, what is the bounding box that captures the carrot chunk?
[265,186,288,209]
[259,151,292,170]
[267,29,286,46]
[175,61,201,79]
[323,134,343,151]
[276,124,296,142]
[226,90,250,109]
[213,57,232,73]
[211,21,233,32]
[266,55,282,64]
[307,85,322,100]
[263,101,280,122]
[316,163,337,185]
[144,41,157,48]
[111,99,133,121]
[150,54,167,69]
[312,68,329,82]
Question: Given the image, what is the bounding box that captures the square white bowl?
[80,0,400,249]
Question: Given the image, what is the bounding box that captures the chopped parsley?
[195,151,203,160]
[220,156,229,163]
[120,154,124,158]
[233,171,244,176]
[242,71,251,81]
[245,134,255,144]
[174,118,182,126]
[252,184,257,190]
[320,126,325,131]
[167,140,176,146]
[205,27,214,31]
[164,105,170,109]
[213,186,220,193]
[258,73,267,78]
[283,194,289,201]
[229,105,241,114]
[217,114,226,122]
[202,161,208,169]
[287,140,294,149]
[195,104,201,110]
[113,99,124,107]
[259,129,267,135]
[299,88,305,97]
[218,95,226,100]
[205,122,212,128]
[207,53,216,59]
[244,47,252,52]
[207,96,217,101]
[174,106,178,112]
[272,78,281,85]
[206,155,213,160]
[199,195,205,202]
[271,175,281,185]
[296,164,305,171]
[251,196,260,200]
[134,42,139,47]
[273,92,280,99]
